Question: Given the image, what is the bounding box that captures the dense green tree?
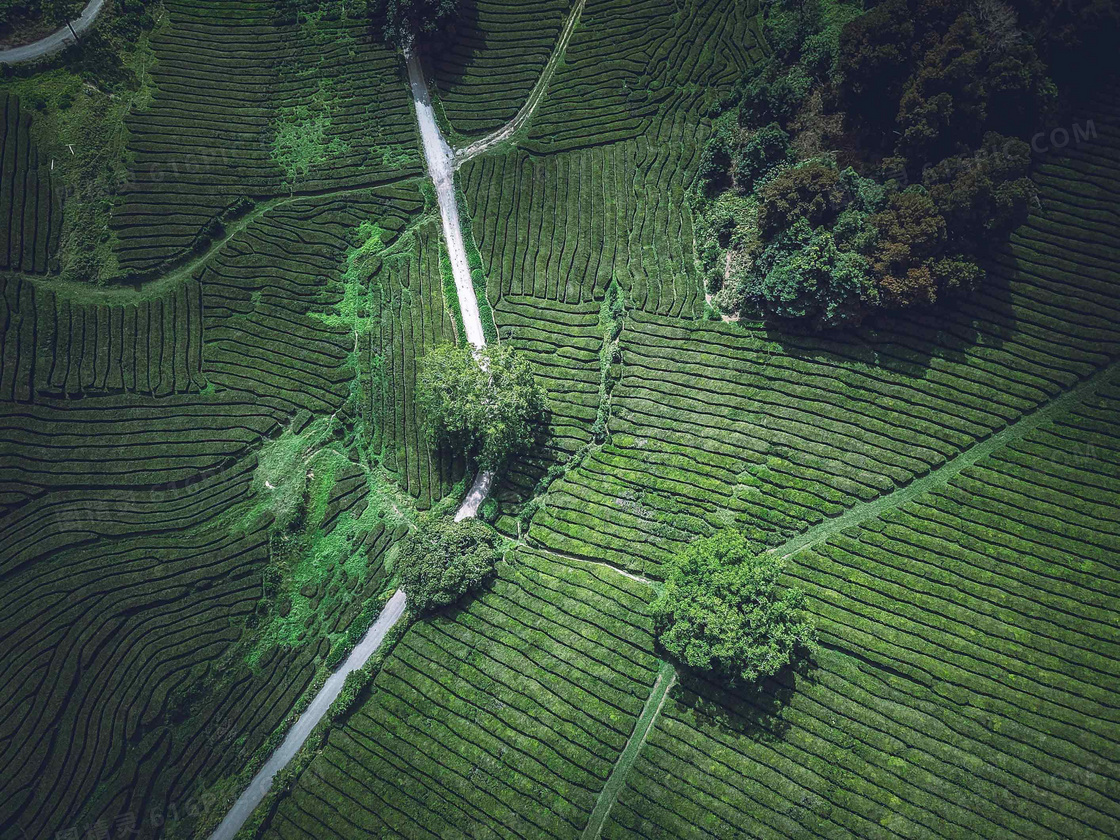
[736,58,813,129]
[756,159,843,236]
[742,219,873,328]
[835,0,915,119]
[732,122,794,194]
[398,516,502,615]
[923,132,1035,246]
[698,133,733,194]
[365,0,460,46]
[653,530,818,686]
[417,343,546,472]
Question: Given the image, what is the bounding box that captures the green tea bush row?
[0,93,63,274]
[262,549,659,840]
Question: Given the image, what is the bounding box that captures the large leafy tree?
[398,516,502,615]
[743,219,872,328]
[417,343,547,472]
[653,530,818,686]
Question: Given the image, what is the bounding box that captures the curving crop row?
[200,186,421,417]
[111,0,419,276]
[0,523,271,839]
[604,378,1120,840]
[491,293,602,499]
[523,0,762,154]
[429,0,572,138]
[0,93,62,275]
[526,95,1120,578]
[262,549,659,840]
[461,130,704,323]
[0,275,205,401]
[364,218,464,509]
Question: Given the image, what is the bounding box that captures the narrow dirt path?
[0,0,106,64]
[208,589,407,840]
[581,661,676,839]
[772,358,1120,560]
[454,0,586,165]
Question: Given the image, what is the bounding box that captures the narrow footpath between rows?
[0,0,106,65]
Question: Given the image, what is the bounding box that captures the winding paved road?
[208,589,408,840]
[0,0,106,65]
[209,24,576,839]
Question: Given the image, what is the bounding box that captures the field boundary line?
[522,541,656,587]
[772,358,1120,560]
[581,660,676,839]
[454,0,587,164]
[21,176,424,305]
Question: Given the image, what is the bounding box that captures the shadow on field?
[671,656,820,743]
[418,0,482,90]
[753,241,1021,379]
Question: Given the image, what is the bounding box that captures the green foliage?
[731,122,794,194]
[438,239,468,345]
[269,9,353,187]
[923,132,1036,246]
[397,515,502,615]
[363,0,461,46]
[755,159,843,237]
[272,108,349,185]
[695,0,1063,328]
[479,497,500,523]
[456,190,498,343]
[592,281,626,441]
[0,4,160,282]
[417,343,547,472]
[743,218,872,328]
[314,221,388,335]
[653,529,817,686]
[736,58,812,128]
[248,415,333,533]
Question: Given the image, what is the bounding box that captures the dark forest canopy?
[275,0,461,46]
[697,0,1120,329]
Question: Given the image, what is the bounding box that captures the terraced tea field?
[1,0,1118,838]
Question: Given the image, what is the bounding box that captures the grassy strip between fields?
[774,357,1120,560]
[23,177,426,305]
[438,236,468,346]
[581,659,677,839]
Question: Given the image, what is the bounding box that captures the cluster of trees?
[417,343,547,473]
[0,0,82,29]
[654,530,818,686]
[274,0,460,47]
[398,516,503,615]
[697,0,1115,329]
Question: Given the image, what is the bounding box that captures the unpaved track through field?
[454,0,587,164]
